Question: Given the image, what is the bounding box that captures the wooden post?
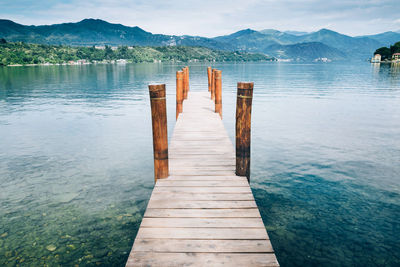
[186,66,190,94]
[183,67,188,100]
[236,82,254,181]
[149,84,169,181]
[176,71,184,120]
[207,67,212,92]
[214,70,222,118]
[211,69,216,100]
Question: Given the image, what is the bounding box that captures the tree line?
[0,39,273,66]
[374,41,400,60]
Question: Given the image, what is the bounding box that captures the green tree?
[105,45,114,60]
[390,41,400,55]
[374,47,391,60]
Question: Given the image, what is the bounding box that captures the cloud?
[0,0,399,36]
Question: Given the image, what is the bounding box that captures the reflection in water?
[391,62,400,76]
[371,62,380,72]
[0,62,399,266]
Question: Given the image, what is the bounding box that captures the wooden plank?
[156,180,247,187]
[136,227,269,239]
[147,200,257,209]
[170,139,232,144]
[152,186,252,193]
[140,218,265,228]
[169,158,235,165]
[127,252,279,267]
[144,208,261,218]
[166,175,245,181]
[169,149,235,155]
[167,166,235,171]
[132,239,274,253]
[150,192,255,201]
[169,171,236,176]
[168,155,235,160]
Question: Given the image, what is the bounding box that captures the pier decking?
[126,89,279,266]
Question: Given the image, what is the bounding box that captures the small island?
[371,41,400,63]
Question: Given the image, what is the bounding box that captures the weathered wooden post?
[236,82,254,181]
[214,70,222,118]
[207,67,212,92]
[176,71,184,120]
[211,69,216,100]
[186,66,190,94]
[149,84,169,181]
[183,67,188,100]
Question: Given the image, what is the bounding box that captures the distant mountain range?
[1,19,399,61]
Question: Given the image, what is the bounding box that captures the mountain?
[259,29,302,44]
[359,31,400,46]
[0,19,394,60]
[283,30,309,36]
[267,42,347,61]
[213,29,280,53]
[0,19,233,50]
[213,28,382,59]
[293,29,383,58]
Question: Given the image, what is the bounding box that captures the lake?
[0,62,399,266]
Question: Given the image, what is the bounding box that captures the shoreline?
[4,59,276,67]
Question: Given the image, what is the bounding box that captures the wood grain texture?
[136,227,269,239]
[132,239,274,253]
[127,252,279,267]
[126,91,279,266]
[144,208,262,218]
[140,218,265,228]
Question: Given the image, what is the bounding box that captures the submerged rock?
[56,192,79,203]
[46,244,57,252]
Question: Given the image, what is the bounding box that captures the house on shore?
[392,53,400,63]
[371,54,381,63]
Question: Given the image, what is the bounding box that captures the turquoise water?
[0,62,399,266]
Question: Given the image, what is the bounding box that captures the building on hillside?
[392,53,400,63]
[76,59,89,65]
[371,54,381,63]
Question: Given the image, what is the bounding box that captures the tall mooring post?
[214,70,222,118]
[211,69,216,100]
[186,66,190,94]
[183,67,188,100]
[176,71,184,120]
[207,66,212,92]
[235,82,254,181]
[149,84,169,181]
[183,66,189,100]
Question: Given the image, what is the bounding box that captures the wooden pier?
[126,68,279,266]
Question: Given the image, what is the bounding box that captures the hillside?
[360,31,400,47]
[214,28,383,59]
[266,42,347,61]
[0,41,273,66]
[295,29,382,58]
[0,19,397,61]
[213,29,280,52]
[0,19,233,50]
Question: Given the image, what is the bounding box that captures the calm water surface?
[0,62,399,266]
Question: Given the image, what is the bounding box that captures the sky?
[0,0,399,37]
